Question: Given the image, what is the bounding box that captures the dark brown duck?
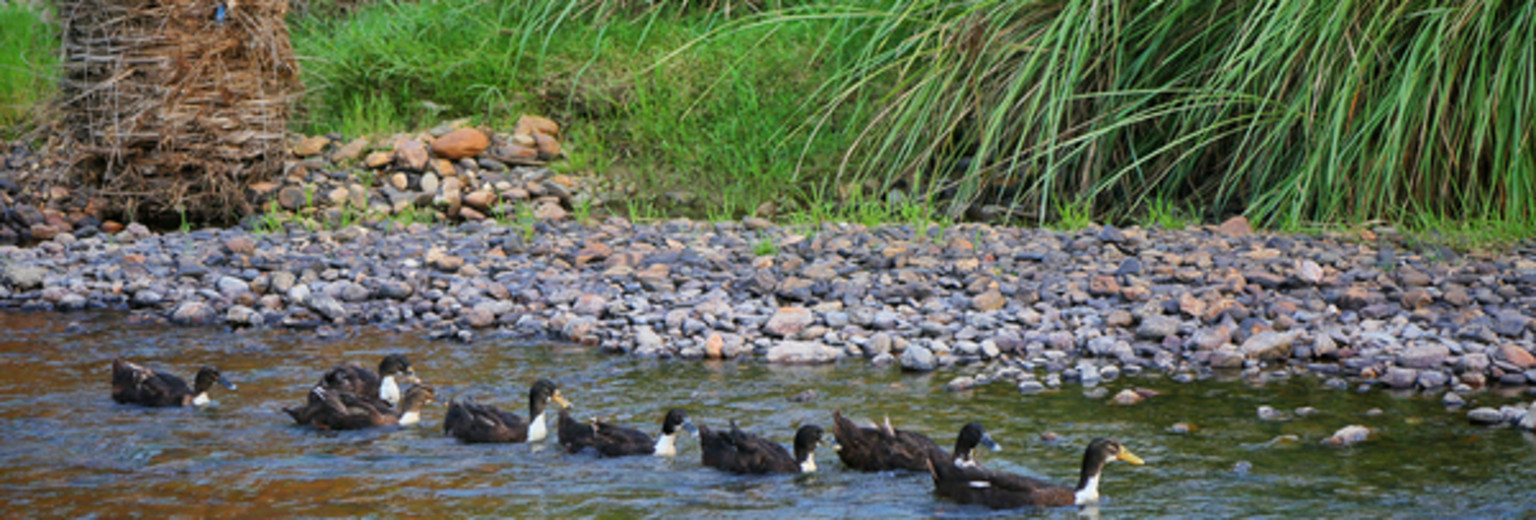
[111,358,235,407]
[444,379,570,444]
[928,437,1144,509]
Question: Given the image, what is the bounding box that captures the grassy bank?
[0,2,57,138]
[4,0,1530,245]
[289,0,874,220]
[291,0,1533,239]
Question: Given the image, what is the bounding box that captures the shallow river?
[2,311,1534,518]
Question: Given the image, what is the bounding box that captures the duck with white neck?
[444,378,571,444]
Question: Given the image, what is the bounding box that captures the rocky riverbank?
[4,213,1536,410]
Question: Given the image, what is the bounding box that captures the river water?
[2,311,1533,518]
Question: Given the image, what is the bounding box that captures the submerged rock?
[1320,425,1372,447]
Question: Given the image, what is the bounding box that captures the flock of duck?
[109,355,1146,510]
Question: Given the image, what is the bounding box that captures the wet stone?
[765,341,840,364]
[1468,407,1505,425]
[900,344,937,372]
[1381,367,1418,389]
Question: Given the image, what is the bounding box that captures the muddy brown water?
[2,311,1535,518]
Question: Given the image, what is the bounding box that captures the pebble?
[1320,425,1372,447]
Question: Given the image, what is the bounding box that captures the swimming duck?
[285,354,422,424]
[305,384,437,430]
[927,437,1144,509]
[830,411,1000,472]
[317,354,421,407]
[111,358,236,407]
[699,421,833,474]
[444,379,571,444]
[560,409,697,457]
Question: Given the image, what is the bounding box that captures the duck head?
[1074,437,1144,505]
[654,409,697,456]
[378,354,419,383]
[377,354,419,406]
[397,385,437,426]
[526,379,570,442]
[191,366,236,406]
[952,422,1000,468]
[793,424,835,473]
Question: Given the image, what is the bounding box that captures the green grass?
[0,2,58,137]
[1048,199,1093,232]
[289,0,1532,242]
[767,0,1534,233]
[6,0,1523,245]
[752,236,777,256]
[289,0,868,220]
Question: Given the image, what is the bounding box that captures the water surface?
[2,312,1534,518]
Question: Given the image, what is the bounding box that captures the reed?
[773,0,1533,230]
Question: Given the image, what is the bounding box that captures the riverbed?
[2,311,1534,518]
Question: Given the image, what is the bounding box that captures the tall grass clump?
[772,0,1534,229]
[0,2,59,137]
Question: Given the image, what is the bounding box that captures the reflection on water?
[2,311,1535,517]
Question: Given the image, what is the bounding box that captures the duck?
[111,358,236,407]
[304,384,437,430]
[699,421,834,474]
[444,378,570,444]
[284,354,422,424]
[830,411,1000,472]
[559,409,697,457]
[927,437,1144,509]
[316,354,421,407]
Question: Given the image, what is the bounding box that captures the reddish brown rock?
[431,128,490,159]
[101,221,125,234]
[223,237,256,256]
[1179,293,1206,318]
[395,139,430,171]
[1401,288,1433,310]
[463,190,495,211]
[364,151,394,169]
[705,333,725,359]
[249,181,281,196]
[426,248,464,272]
[534,202,568,220]
[1501,344,1536,369]
[1088,275,1120,297]
[277,186,307,210]
[293,135,330,157]
[1218,216,1252,237]
[533,132,562,160]
[431,158,456,178]
[575,242,613,266]
[514,114,560,137]
[333,137,369,162]
[459,207,486,221]
[971,290,1006,312]
[29,224,58,241]
[495,144,541,164]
